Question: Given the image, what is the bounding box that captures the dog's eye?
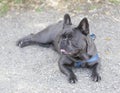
[68,34,73,39]
[62,34,67,39]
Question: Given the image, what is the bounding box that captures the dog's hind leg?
[17,30,53,48]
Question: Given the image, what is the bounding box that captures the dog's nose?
[60,40,67,49]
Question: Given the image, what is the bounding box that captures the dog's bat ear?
[63,14,72,25]
[77,18,89,35]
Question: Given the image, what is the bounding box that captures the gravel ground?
[0,8,120,93]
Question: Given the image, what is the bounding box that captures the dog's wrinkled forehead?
[62,25,74,34]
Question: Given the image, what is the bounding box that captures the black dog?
[17,14,101,83]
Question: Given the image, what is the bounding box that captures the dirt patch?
[0,0,120,16]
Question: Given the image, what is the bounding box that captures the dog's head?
[59,14,96,57]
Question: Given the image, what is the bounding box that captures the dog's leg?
[58,56,77,83]
[17,30,53,48]
[90,63,101,82]
[17,34,37,48]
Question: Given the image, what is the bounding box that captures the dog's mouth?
[60,49,69,55]
[60,49,79,55]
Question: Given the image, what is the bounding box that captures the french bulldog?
[17,14,101,83]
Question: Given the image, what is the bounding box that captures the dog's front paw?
[69,74,77,83]
[91,73,101,82]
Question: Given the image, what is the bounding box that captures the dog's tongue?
[60,49,69,54]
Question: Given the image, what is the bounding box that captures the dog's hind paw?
[16,40,23,48]
[16,38,31,48]
[16,34,34,48]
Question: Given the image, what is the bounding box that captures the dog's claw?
[69,75,77,83]
[91,74,101,82]
[17,41,22,47]
[17,40,23,48]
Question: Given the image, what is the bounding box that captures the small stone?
[104,37,111,41]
